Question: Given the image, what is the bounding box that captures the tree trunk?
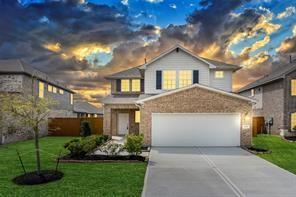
[34,126,41,174]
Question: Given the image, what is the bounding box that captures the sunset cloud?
[43,43,62,53]
[277,6,296,19]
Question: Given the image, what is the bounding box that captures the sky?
[1,0,296,106]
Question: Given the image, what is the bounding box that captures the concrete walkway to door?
[142,147,296,197]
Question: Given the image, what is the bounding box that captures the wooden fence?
[48,117,103,136]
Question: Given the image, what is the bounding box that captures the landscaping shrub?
[80,121,92,137]
[64,135,110,158]
[95,135,110,146]
[99,142,124,156]
[124,134,144,155]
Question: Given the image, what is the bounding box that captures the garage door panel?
[152,113,240,147]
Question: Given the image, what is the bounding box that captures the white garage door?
[152,113,241,147]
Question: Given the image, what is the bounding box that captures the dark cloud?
[0,0,290,104]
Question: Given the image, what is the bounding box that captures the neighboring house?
[74,101,103,118]
[0,59,75,144]
[238,60,296,136]
[102,45,254,147]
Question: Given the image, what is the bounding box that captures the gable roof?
[105,66,143,79]
[136,83,256,104]
[237,61,296,93]
[105,44,240,79]
[74,101,103,114]
[0,59,74,93]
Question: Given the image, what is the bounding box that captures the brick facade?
[138,86,253,146]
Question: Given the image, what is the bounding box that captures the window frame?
[121,79,130,92]
[163,70,177,90]
[48,84,53,92]
[132,79,141,92]
[135,111,140,123]
[70,93,73,105]
[291,112,296,130]
[38,81,45,98]
[178,70,193,88]
[59,89,64,94]
[291,79,296,96]
[53,86,57,93]
[251,89,255,97]
[215,71,224,79]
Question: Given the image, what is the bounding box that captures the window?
[70,93,73,105]
[59,89,64,94]
[48,85,53,92]
[215,71,224,78]
[251,89,255,97]
[53,86,57,93]
[291,113,296,130]
[135,111,140,123]
[121,79,130,92]
[163,70,176,90]
[38,81,44,98]
[132,79,141,92]
[291,80,296,96]
[179,70,192,88]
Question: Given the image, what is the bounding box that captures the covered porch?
[103,104,140,136]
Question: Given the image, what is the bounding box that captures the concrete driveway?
[142,147,296,197]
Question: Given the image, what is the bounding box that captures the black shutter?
[116,79,121,92]
[193,70,199,84]
[156,71,162,89]
[140,79,144,92]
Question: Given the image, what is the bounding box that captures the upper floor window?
[48,85,53,92]
[163,70,176,90]
[291,80,296,96]
[121,79,130,92]
[38,81,44,98]
[132,79,141,92]
[70,93,73,105]
[215,71,224,79]
[251,89,255,97]
[179,70,192,88]
[53,86,57,93]
[59,89,64,94]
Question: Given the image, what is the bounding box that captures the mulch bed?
[59,155,147,163]
[283,136,296,142]
[245,147,271,154]
[12,170,63,185]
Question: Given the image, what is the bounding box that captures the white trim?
[140,44,217,69]
[136,83,256,104]
[151,112,241,115]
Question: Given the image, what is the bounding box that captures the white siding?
[144,50,210,94]
[240,87,263,109]
[209,70,232,92]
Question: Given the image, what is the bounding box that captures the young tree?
[1,93,56,174]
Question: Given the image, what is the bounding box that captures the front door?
[117,113,129,135]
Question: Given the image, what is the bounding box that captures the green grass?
[0,137,147,197]
[252,134,296,174]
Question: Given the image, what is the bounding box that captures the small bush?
[80,120,92,137]
[100,142,124,156]
[124,134,144,155]
[64,135,109,158]
[95,135,110,146]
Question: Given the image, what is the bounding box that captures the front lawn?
[0,137,146,197]
[252,134,296,174]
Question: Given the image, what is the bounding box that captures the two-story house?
[238,60,296,136]
[0,59,75,144]
[102,45,254,147]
